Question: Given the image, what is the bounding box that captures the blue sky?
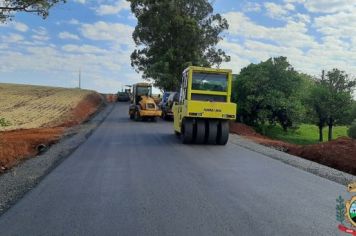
[0,0,356,93]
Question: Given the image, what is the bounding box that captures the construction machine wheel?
[217,120,229,145]
[161,111,167,120]
[130,112,135,120]
[181,118,194,144]
[194,119,206,144]
[134,110,141,121]
[206,120,218,145]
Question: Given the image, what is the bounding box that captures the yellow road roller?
[173,66,237,145]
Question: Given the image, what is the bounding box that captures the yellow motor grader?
[129,83,162,121]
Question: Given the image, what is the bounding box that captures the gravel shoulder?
[230,134,356,185]
[0,104,114,216]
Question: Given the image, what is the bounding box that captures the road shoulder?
[0,104,114,216]
[230,134,356,185]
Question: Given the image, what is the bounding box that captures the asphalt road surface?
[0,103,346,235]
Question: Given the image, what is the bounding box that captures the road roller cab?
[129,83,162,121]
[173,66,237,145]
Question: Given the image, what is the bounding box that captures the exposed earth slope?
[0,83,103,171]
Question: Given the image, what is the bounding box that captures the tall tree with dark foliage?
[0,0,65,22]
[127,0,230,91]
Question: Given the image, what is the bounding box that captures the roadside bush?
[348,120,356,139]
[0,118,11,127]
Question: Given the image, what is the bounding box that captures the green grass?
[261,124,348,145]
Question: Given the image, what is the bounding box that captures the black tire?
[217,120,229,145]
[206,120,218,145]
[181,118,194,144]
[194,119,206,144]
[130,112,135,120]
[151,117,157,122]
[134,110,141,121]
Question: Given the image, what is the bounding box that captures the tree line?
[232,57,356,141]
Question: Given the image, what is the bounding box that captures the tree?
[0,0,65,22]
[307,69,356,141]
[350,101,356,122]
[348,119,356,139]
[128,0,230,91]
[234,57,304,131]
[322,69,356,141]
[306,83,329,142]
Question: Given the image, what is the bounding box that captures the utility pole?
[78,68,81,89]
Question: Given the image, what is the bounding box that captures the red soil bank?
[0,93,103,173]
[230,122,356,175]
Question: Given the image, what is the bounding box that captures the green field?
[262,124,348,145]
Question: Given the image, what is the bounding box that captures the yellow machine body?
[173,66,237,145]
[129,83,162,121]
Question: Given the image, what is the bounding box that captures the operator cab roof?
[133,83,152,87]
[183,66,232,75]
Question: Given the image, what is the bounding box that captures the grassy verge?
[262,124,348,145]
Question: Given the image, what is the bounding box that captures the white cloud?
[221,10,356,79]
[59,32,80,40]
[0,21,28,32]
[0,44,8,50]
[96,0,130,15]
[244,2,261,13]
[1,33,24,43]
[74,0,86,4]
[93,77,123,90]
[62,44,108,54]
[314,11,356,37]
[284,3,295,11]
[32,34,50,41]
[80,21,134,45]
[264,2,289,18]
[284,0,356,14]
[264,2,296,19]
[1,46,128,89]
[284,0,305,3]
[68,19,80,25]
[32,27,50,41]
[224,12,316,48]
[0,37,139,92]
[13,22,29,32]
[1,1,355,94]
[294,13,311,24]
[303,0,355,13]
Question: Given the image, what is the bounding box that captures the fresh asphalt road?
[0,103,347,235]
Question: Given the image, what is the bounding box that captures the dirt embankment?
[0,92,103,172]
[230,122,356,175]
